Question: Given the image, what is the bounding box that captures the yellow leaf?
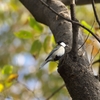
[81,20,95,35]
[86,39,92,44]
[51,35,56,44]
[0,83,4,92]
[7,74,18,83]
[5,82,12,88]
[48,62,58,74]
[43,36,53,53]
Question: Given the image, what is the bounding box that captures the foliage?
[0,0,100,100]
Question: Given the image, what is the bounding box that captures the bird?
[40,41,67,68]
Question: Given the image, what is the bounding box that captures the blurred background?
[0,0,100,100]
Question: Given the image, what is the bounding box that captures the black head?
[57,41,63,45]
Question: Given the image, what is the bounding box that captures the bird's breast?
[54,46,65,57]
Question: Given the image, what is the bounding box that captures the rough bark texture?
[19,0,100,100]
[58,53,100,100]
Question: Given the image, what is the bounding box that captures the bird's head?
[57,41,66,47]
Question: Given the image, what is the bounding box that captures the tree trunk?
[19,0,100,99]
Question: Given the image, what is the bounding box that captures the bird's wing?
[40,45,60,69]
[45,45,60,61]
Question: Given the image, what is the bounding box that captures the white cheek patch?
[60,42,66,47]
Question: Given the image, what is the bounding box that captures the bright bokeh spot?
[0,83,4,92]
[15,54,25,66]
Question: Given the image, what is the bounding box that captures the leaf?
[14,30,33,39]
[7,74,18,83]
[51,35,56,44]
[0,83,4,92]
[5,82,12,88]
[31,40,42,57]
[28,17,43,33]
[86,38,92,44]
[48,62,58,74]
[81,20,95,35]
[9,2,18,11]
[43,36,53,53]
[2,65,13,75]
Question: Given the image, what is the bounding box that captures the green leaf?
[31,40,42,57]
[51,35,56,44]
[43,36,53,53]
[81,20,95,35]
[2,65,13,75]
[28,17,43,33]
[14,30,33,39]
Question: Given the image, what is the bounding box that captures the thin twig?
[91,45,94,62]
[91,0,100,28]
[90,20,97,63]
[78,34,90,50]
[46,84,65,100]
[78,20,95,50]
[92,59,100,65]
[40,0,100,43]
[17,80,40,100]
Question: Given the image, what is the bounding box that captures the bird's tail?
[39,60,51,69]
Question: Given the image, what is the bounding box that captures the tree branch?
[19,0,72,48]
[46,84,65,100]
[91,0,100,28]
[58,53,100,100]
[70,0,79,60]
[40,0,100,43]
[61,0,100,5]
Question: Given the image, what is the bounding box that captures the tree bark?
[19,0,100,100]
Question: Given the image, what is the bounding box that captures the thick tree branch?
[19,0,72,48]
[58,53,100,100]
[70,0,79,60]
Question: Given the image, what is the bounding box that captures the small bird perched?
[40,41,67,68]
